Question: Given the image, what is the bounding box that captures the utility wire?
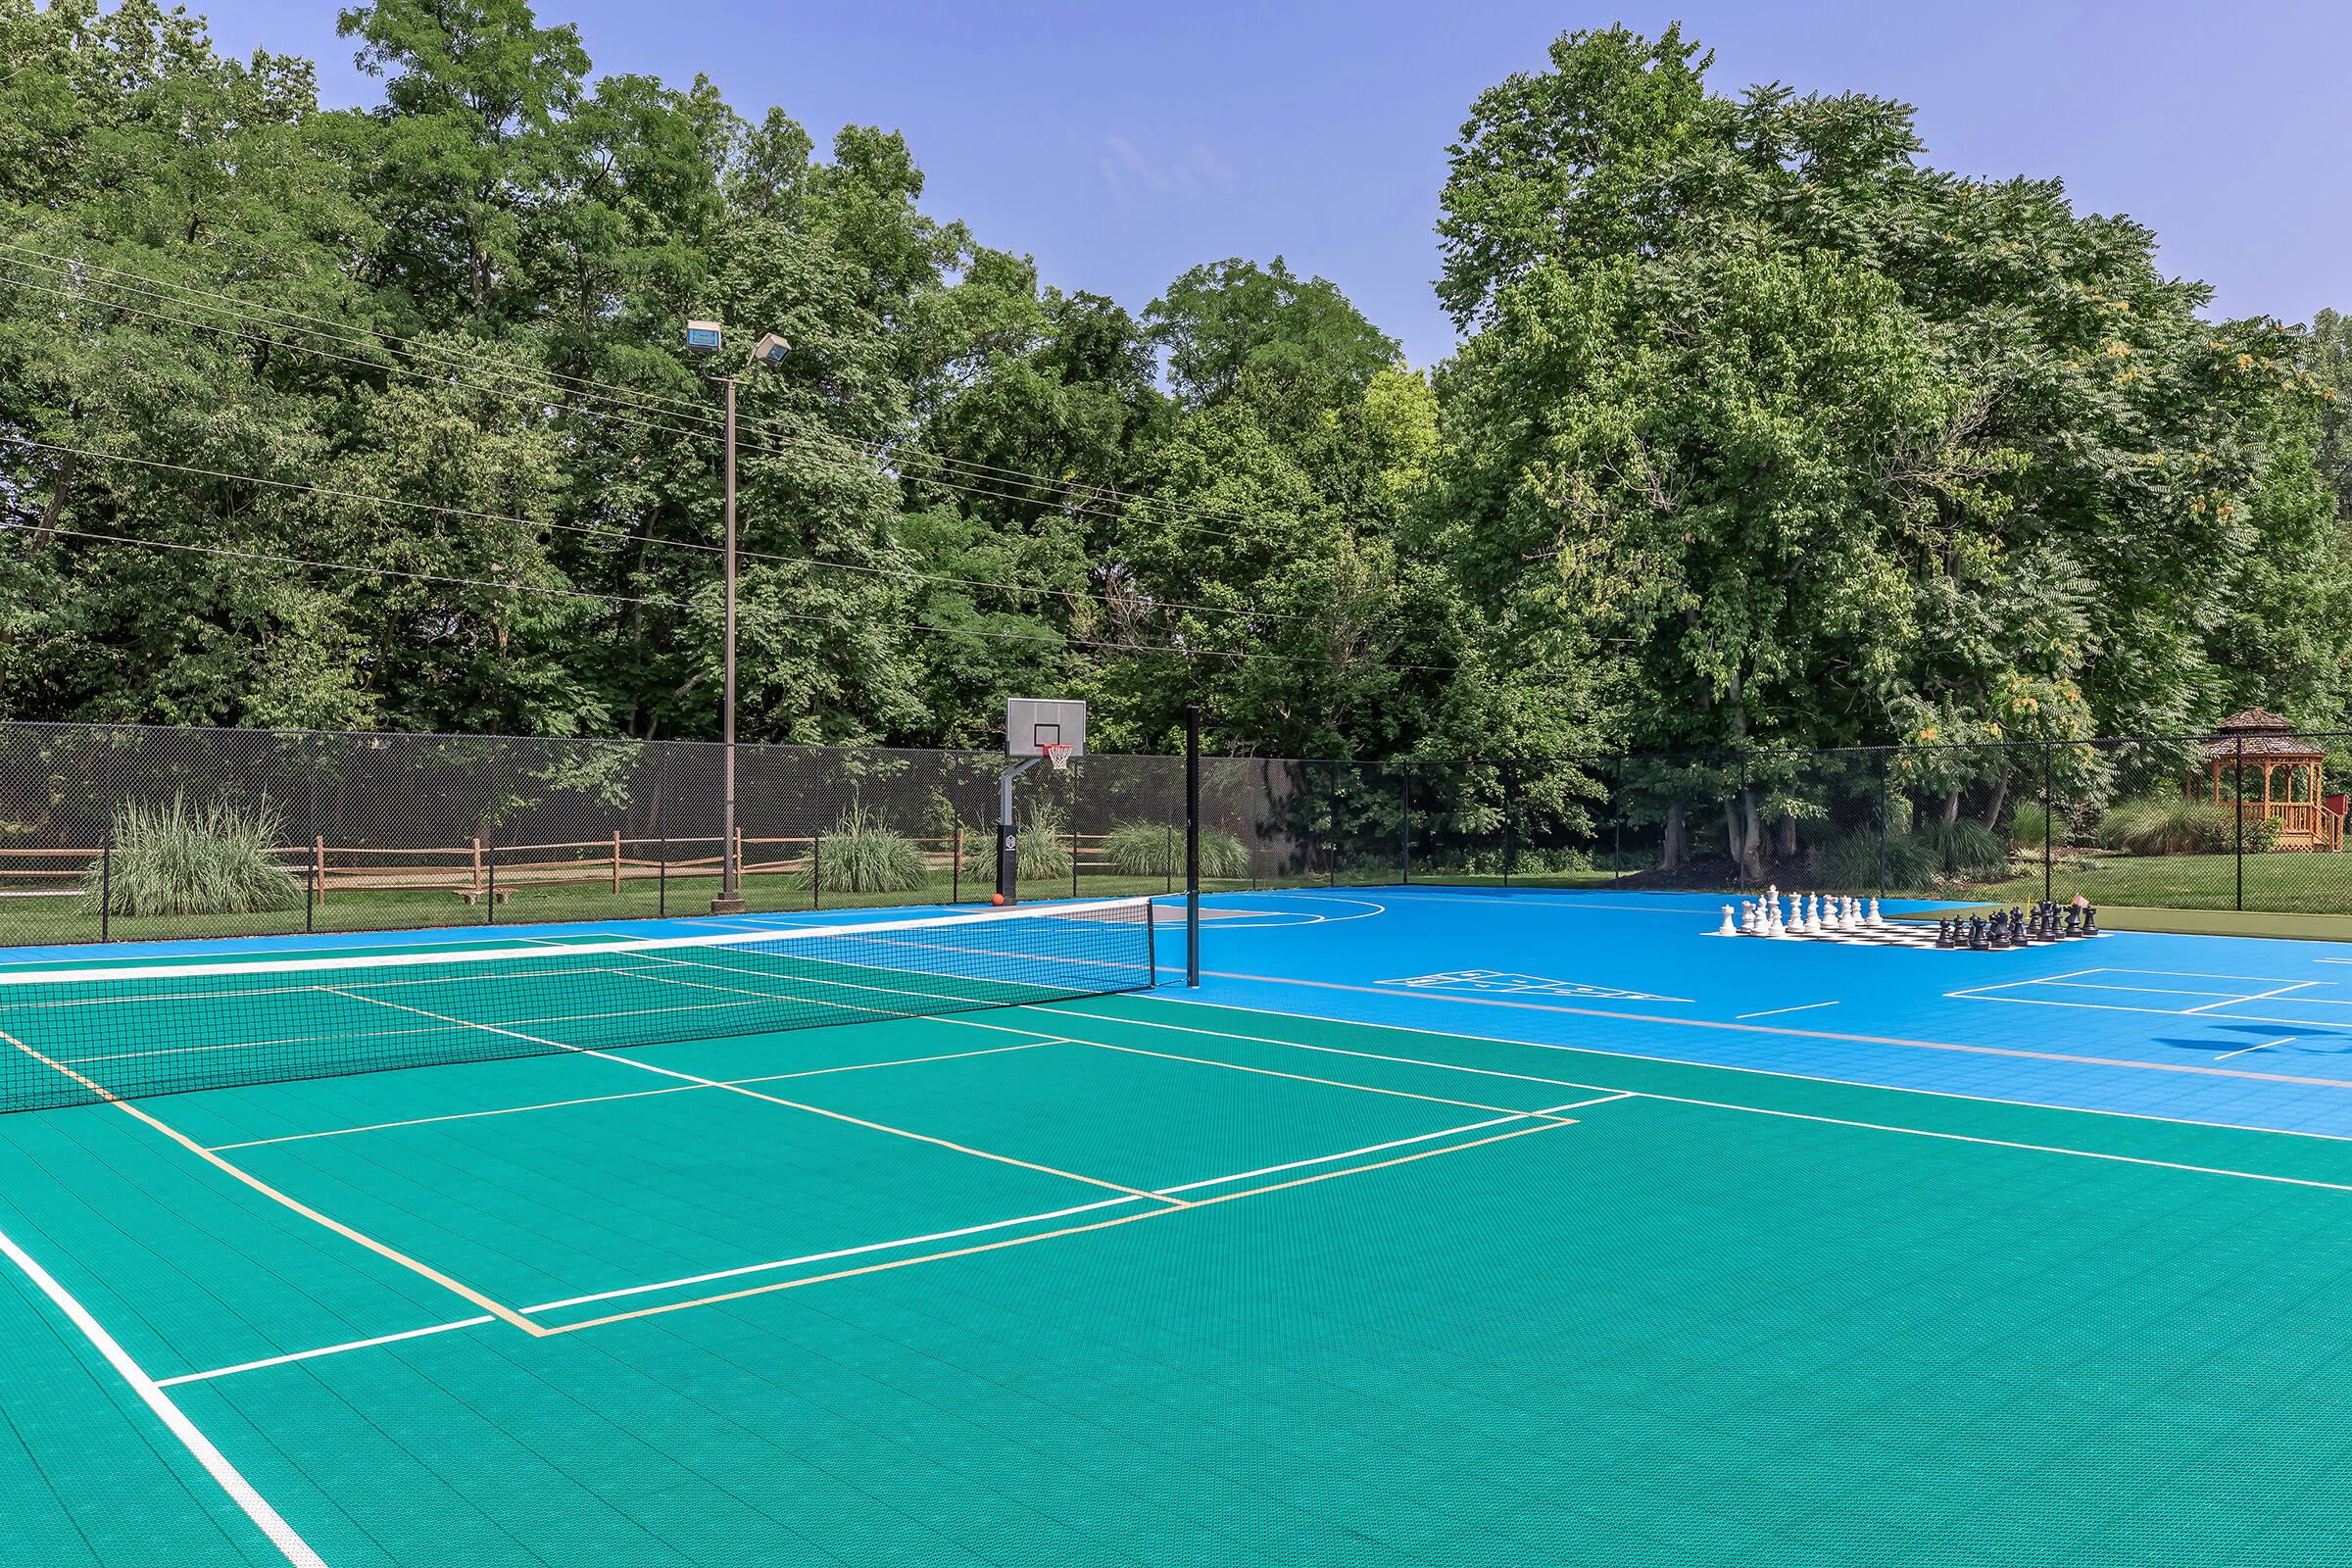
[0,240,1275,540]
[1,436,1398,667]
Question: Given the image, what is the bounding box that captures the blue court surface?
[9,887,2352,1566]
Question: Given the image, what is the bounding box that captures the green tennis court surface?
[9,978,2352,1562]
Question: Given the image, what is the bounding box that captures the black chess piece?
[2062,906,2082,937]
[2082,904,2097,936]
[1968,915,1988,951]
[1935,918,1954,948]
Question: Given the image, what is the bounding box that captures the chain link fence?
[2,720,2348,948]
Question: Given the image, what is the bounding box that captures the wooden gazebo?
[2190,708,2345,852]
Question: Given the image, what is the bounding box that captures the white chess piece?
[1717,904,1738,937]
[1802,894,1821,934]
[1866,897,1883,927]
[1841,896,1860,931]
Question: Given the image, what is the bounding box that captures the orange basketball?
[990,893,1005,906]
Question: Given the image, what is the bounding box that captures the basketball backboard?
[1006,697,1086,759]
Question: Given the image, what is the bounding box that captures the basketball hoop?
[1039,743,1072,773]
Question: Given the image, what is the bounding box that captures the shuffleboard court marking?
[328,987,1181,1204]
[1735,1002,1838,1020]
[1175,967,2352,1093]
[0,1219,328,1567]
[205,1040,1061,1152]
[2,1026,544,1336]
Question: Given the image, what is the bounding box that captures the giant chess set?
[1711,887,2100,950]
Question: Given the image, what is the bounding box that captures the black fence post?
[1613,754,1624,888]
[98,727,118,943]
[305,730,319,934]
[1500,760,1515,889]
[1399,764,1412,885]
[953,822,963,905]
[1878,753,1889,900]
[2042,740,2054,906]
[2235,734,2246,912]
[1735,748,1748,897]
[1184,705,1200,988]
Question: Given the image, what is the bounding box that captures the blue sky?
[199,0,2350,368]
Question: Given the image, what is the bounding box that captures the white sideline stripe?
[2218,1038,2299,1062]
[0,897,1153,987]
[1082,991,2352,1145]
[523,1196,1144,1313]
[1153,1093,1635,1196]
[1959,993,2352,1030]
[180,1088,1642,1372]
[1735,1002,1838,1020]
[0,1221,327,1567]
[1057,1001,2352,1194]
[2182,981,2325,1015]
[158,1316,498,1387]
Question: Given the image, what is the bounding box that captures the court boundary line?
[1088,993,2352,1145]
[1,1027,545,1336]
[168,1100,1613,1377]
[1180,967,2352,1092]
[204,1040,1060,1152]
[0,1217,327,1567]
[537,1117,1579,1335]
[1039,1004,2352,1195]
[329,987,1183,1203]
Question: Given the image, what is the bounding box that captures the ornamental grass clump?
[88,795,301,915]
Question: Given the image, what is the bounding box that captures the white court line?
[1154,1093,1633,1196]
[170,1096,1617,1376]
[1055,999,2352,1192]
[0,1220,326,1567]
[157,1315,498,1387]
[1959,993,2352,1030]
[1085,992,2352,1145]
[1735,1002,1838,1021]
[521,1196,1145,1313]
[2218,1038,2298,1062]
[2182,981,2325,1015]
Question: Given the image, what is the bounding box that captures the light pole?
[686,321,789,914]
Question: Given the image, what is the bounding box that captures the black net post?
[1501,760,1516,889]
[1185,704,1200,988]
[1878,757,1889,899]
[1613,754,1624,887]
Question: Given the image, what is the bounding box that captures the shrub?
[2096,794,2230,857]
[797,806,931,894]
[1102,821,1250,879]
[88,795,301,916]
[960,801,1074,883]
[2008,802,2052,855]
[1917,818,2011,880]
[1814,828,1936,892]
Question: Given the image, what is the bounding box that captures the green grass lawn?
[1949,849,2352,915]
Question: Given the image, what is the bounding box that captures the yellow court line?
[205,1040,1060,1152]
[323,985,1179,1205]
[0,1029,544,1337]
[542,1117,1577,1334]
[1078,1038,1553,1117]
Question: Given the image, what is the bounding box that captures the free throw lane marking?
[2217,1038,2299,1062]
[1735,1002,1838,1020]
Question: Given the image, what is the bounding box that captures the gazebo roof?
[2199,708,2326,760]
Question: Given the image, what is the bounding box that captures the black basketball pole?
[1185,704,1200,988]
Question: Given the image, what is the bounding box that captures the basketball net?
[1040,743,1072,773]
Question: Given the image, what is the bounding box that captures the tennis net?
[0,898,1157,1112]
